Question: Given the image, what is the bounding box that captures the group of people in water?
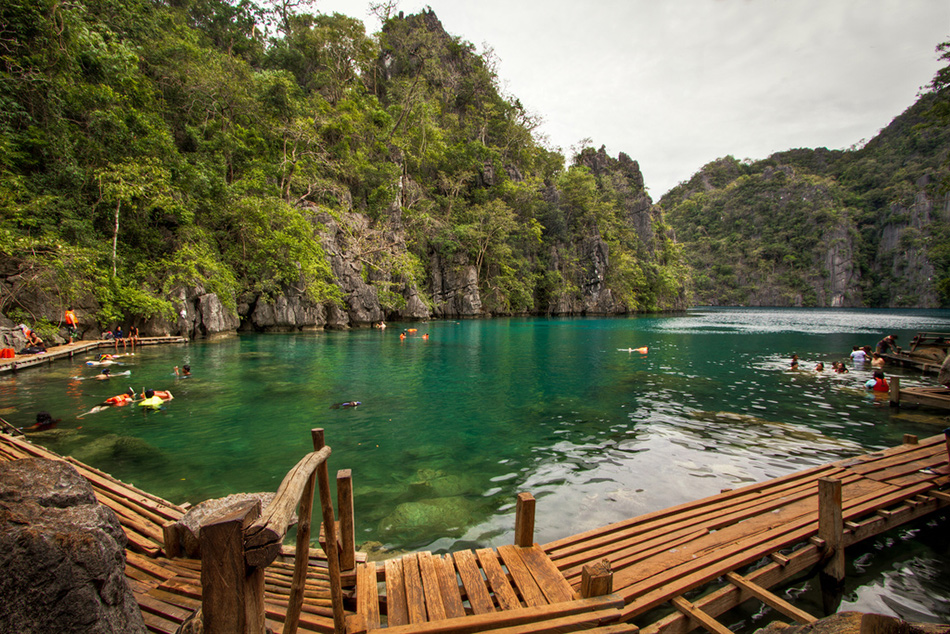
[789,334,900,393]
[75,355,191,417]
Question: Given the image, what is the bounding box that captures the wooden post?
[513,492,535,547]
[903,434,918,445]
[283,434,321,634]
[337,469,356,572]
[889,376,900,407]
[580,559,613,598]
[314,429,346,634]
[944,428,950,465]
[817,477,845,581]
[162,520,182,558]
[200,502,264,634]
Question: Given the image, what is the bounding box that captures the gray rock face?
[430,253,482,318]
[0,458,146,633]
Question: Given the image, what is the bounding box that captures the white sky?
[315,0,950,197]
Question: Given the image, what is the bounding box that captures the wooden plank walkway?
[543,434,950,632]
[0,431,339,634]
[2,428,948,634]
[0,336,188,373]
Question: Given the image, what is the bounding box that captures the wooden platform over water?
[0,430,948,634]
[0,336,188,373]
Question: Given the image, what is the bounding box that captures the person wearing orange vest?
[65,308,79,344]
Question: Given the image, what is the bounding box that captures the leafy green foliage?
[0,1,688,327]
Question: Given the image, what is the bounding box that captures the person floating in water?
[330,401,361,409]
[814,362,824,372]
[833,361,849,374]
[174,364,191,377]
[141,388,173,401]
[80,388,137,416]
[790,354,799,369]
[22,411,59,432]
[94,368,112,380]
[138,389,169,410]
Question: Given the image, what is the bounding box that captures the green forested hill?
[660,82,950,308]
[0,0,687,339]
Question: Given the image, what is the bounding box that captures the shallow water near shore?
[2,307,949,626]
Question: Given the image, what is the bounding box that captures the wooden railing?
[199,428,346,634]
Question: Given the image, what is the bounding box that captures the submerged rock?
[378,496,477,539]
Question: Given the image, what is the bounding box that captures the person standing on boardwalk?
[65,308,79,344]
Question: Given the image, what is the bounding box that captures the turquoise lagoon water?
[2,307,949,625]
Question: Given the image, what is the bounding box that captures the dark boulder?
[0,458,146,633]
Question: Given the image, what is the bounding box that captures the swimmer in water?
[330,401,361,409]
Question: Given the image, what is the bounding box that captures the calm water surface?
[2,308,949,626]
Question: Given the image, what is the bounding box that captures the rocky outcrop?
[0,458,146,633]
[140,286,239,338]
[874,177,941,307]
[430,252,482,318]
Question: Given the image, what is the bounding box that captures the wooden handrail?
[244,446,332,567]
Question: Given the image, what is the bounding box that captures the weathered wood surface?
[3,429,948,634]
[543,433,950,629]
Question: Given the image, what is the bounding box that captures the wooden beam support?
[514,492,536,547]
[313,429,346,634]
[200,502,265,634]
[817,477,845,581]
[282,431,322,634]
[580,559,614,598]
[930,490,950,503]
[670,596,733,634]
[889,376,900,407]
[337,469,356,573]
[903,434,918,445]
[724,571,817,624]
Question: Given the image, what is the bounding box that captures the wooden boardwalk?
[0,429,948,634]
[543,433,950,632]
[0,336,188,373]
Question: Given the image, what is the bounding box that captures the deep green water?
[2,308,949,625]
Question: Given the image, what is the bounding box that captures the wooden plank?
[432,555,465,620]
[671,596,732,634]
[371,594,624,634]
[475,548,522,611]
[516,545,576,603]
[417,552,447,622]
[402,553,428,624]
[616,478,881,611]
[451,550,495,615]
[551,468,849,574]
[724,572,816,624]
[356,562,380,630]
[495,545,547,608]
[544,461,844,555]
[513,492,536,547]
[384,557,410,627]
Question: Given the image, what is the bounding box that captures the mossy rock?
[377,496,476,539]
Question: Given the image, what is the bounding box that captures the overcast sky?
[315,0,949,197]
